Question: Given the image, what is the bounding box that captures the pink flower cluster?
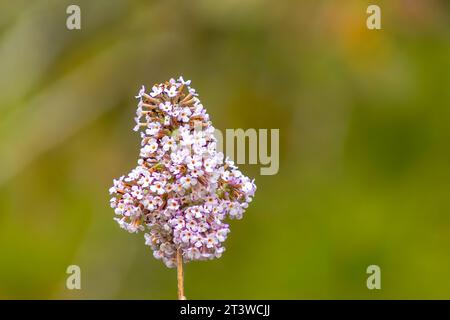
[109,77,256,268]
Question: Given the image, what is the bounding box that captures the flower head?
[109,77,256,267]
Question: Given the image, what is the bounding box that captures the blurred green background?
[1,0,450,299]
